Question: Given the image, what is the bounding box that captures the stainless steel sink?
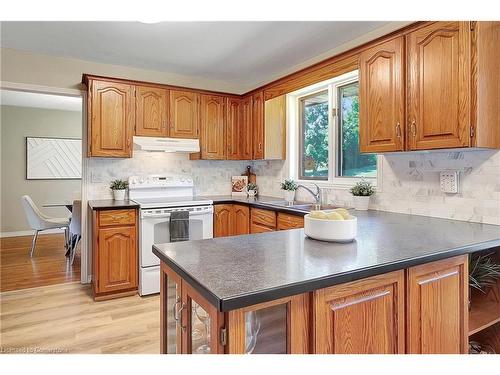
[261,200,340,212]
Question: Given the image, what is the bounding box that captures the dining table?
[43,202,73,212]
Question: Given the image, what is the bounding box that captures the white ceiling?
[0,21,402,93]
[0,90,82,112]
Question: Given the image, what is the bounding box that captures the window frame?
[287,70,382,190]
[298,89,329,181]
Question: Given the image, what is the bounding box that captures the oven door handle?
[141,207,213,218]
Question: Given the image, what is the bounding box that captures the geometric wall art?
[26,137,82,179]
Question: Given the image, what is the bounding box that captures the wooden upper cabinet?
[252,91,264,159]
[359,37,404,153]
[214,204,233,238]
[406,255,468,354]
[264,95,286,160]
[240,96,253,160]
[226,98,241,160]
[233,205,250,235]
[89,80,135,157]
[135,86,169,137]
[314,270,405,354]
[169,90,200,139]
[200,95,225,160]
[96,225,137,294]
[407,21,470,150]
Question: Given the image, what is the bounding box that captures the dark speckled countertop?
[88,199,140,210]
[199,195,311,216]
[153,210,500,311]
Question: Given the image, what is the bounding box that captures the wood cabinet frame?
[92,209,138,301]
[159,255,470,354]
[313,270,405,354]
[160,262,225,354]
[227,293,310,354]
[406,255,468,354]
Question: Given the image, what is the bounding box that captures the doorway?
[0,88,84,291]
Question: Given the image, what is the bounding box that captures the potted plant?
[281,179,298,202]
[469,253,500,295]
[350,180,375,210]
[110,179,128,200]
[247,183,258,197]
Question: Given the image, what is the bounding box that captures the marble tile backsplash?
[87,151,253,199]
[87,149,500,225]
[253,150,500,225]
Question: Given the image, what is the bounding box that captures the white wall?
[0,105,82,233]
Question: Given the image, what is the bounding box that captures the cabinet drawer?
[250,223,275,234]
[277,213,304,230]
[99,209,136,227]
[251,208,276,229]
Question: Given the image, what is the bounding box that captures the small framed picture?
[231,176,248,196]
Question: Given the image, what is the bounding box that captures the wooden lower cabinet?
[233,205,250,235]
[227,294,310,354]
[406,255,468,354]
[214,204,249,237]
[277,212,304,230]
[250,207,276,233]
[161,263,225,354]
[314,270,405,354]
[92,209,138,300]
[214,204,233,237]
[160,255,470,354]
[215,205,304,237]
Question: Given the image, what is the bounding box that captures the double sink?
[261,200,340,213]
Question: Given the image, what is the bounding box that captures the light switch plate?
[440,171,459,194]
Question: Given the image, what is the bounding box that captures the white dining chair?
[21,195,70,257]
[68,200,81,265]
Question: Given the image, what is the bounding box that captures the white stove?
[129,175,213,296]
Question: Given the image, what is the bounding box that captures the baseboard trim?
[0,228,65,238]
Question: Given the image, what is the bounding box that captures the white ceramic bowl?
[304,214,357,242]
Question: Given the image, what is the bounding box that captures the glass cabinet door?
[160,266,182,354]
[182,283,224,354]
[245,303,287,354]
[228,293,310,354]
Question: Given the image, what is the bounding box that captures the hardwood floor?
[0,282,160,354]
[0,233,80,292]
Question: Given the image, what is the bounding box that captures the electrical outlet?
[440,171,459,194]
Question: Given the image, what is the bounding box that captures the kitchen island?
[152,210,500,354]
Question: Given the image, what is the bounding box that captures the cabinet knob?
[410,120,417,137]
[395,122,402,138]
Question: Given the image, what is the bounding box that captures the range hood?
[133,136,200,153]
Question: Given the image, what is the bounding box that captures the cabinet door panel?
[228,294,310,354]
[252,91,264,159]
[314,271,405,354]
[240,96,253,160]
[359,37,404,152]
[200,95,226,159]
[407,255,468,354]
[160,264,182,354]
[135,86,168,137]
[277,213,304,230]
[170,90,200,139]
[214,205,233,238]
[181,281,224,354]
[226,98,241,159]
[97,226,137,293]
[233,205,250,235]
[90,80,134,157]
[407,21,470,150]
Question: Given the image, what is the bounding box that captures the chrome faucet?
[297,183,322,205]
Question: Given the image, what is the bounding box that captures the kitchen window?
[288,70,379,188]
